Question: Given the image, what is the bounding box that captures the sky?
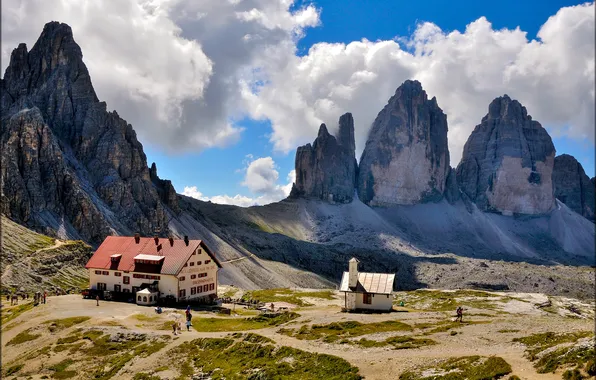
[1,0,594,206]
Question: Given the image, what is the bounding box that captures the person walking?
[172,321,178,335]
[96,295,100,306]
[43,291,47,304]
[455,306,464,323]
[186,312,192,331]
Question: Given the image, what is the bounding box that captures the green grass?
[242,288,335,307]
[399,356,512,380]
[1,302,34,326]
[7,328,41,345]
[228,332,275,344]
[49,359,77,379]
[279,320,412,342]
[4,363,24,376]
[133,373,161,380]
[131,314,160,322]
[396,290,505,312]
[223,288,238,298]
[513,331,594,360]
[355,335,436,349]
[497,329,520,333]
[169,336,362,380]
[45,316,90,332]
[193,312,299,332]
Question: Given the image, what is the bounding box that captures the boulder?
[357,80,450,206]
[456,95,556,215]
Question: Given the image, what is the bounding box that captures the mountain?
[358,80,450,206]
[456,95,556,215]
[553,154,595,221]
[290,113,357,203]
[1,22,594,296]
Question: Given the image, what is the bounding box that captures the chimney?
[157,243,162,252]
[168,236,174,247]
[184,235,189,246]
[348,257,359,289]
[154,235,159,245]
[134,233,140,244]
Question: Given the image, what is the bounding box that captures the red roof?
[85,236,222,275]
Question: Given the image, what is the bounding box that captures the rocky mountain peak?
[456,95,556,215]
[291,114,357,203]
[357,79,450,206]
[553,154,594,221]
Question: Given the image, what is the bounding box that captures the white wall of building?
[342,292,393,311]
[89,269,177,296]
[177,248,219,302]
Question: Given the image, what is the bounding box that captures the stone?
[444,167,460,203]
[0,22,172,243]
[357,80,450,206]
[150,162,180,213]
[456,95,556,215]
[290,113,357,203]
[553,154,595,220]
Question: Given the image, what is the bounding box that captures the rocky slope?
[553,154,595,221]
[358,80,450,206]
[290,113,357,203]
[0,22,171,244]
[456,95,556,215]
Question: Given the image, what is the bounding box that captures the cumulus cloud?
[243,2,595,164]
[0,0,319,153]
[182,156,295,207]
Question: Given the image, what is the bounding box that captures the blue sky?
[143,0,594,202]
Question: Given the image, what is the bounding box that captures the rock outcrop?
[553,154,594,220]
[357,80,450,206]
[150,163,180,213]
[0,22,172,243]
[290,113,357,203]
[456,95,556,215]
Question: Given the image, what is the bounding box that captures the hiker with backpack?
[456,306,464,322]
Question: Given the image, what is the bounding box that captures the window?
[123,276,130,284]
[198,273,207,278]
[197,249,202,255]
[179,289,186,298]
[184,263,188,267]
[137,295,142,301]
[123,288,130,293]
[114,285,121,292]
[210,283,215,291]
[143,296,147,302]
[179,276,185,281]
[191,274,197,279]
[114,272,122,277]
[94,270,102,275]
[363,293,372,305]
[198,285,203,293]
[197,261,202,265]
[205,260,211,265]
[190,262,195,267]
[191,287,197,295]
[97,283,107,291]
[102,271,109,275]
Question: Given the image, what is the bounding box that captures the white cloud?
[0,0,319,153]
[183,157,295,207]
[243,2,595,165]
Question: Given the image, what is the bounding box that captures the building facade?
[339,258,395,312]
[86,235,222,303]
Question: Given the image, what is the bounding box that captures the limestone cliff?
[357,80,450,206]
[456,95,556,215]
[0,22,173,243]
[290,113,357,203]
[553,154,594,220]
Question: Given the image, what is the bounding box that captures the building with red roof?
[85,235,222,304]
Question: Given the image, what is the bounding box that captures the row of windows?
[135,259,162,265]
[179,272,207,281]
[95,270,110,275]
[179,283,214,297]
[133,274,161,280]
[183,259,212,268]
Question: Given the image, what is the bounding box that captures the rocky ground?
[1,288,594,379]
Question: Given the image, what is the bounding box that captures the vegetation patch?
[7,328,41,345]
[169,336,362,379]
[497,329,520,333]
[49,359,76,379]
[513,331,593,360]
[396,290,504,312]
[45,316,90,332]
[133,373,161,380]
[4,363,24,376]
[242,288,335,306]
[228,332,275,344]
[131,313,160,322]
[413,320,490,335]
[193,312,299,332]
[1,302,34,325]
[355,335,436,349]
[399,356,512,380]
[279,320,412,342]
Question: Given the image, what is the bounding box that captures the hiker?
[456,306,464,323]
[172,321,178,335]
[270,303,275,312]
[43,291,47,304]
[186,313,192,331]
[96,295,100,306]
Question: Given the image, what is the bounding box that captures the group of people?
[172,306,193,335]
